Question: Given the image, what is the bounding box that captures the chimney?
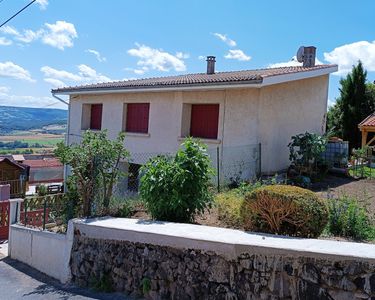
[302,46,316,67]
[206,56,216,74]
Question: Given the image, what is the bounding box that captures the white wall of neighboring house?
[67,74,329,178]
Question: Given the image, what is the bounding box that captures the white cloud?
[0,94,65,109]
[17,29,42,43]
[176,52,189,59]
[77,64,111,82]
[224,49,251,61]
[86,49,106,62]
[42,21,77,50]
[328,98,336,108]
[0,26,42,43]
[0,86,10,95]
[0,37,12,46]
[127,44,187,72]
[44,78,65,88]
[213,33,237,47]
[324,40,375,75]
[268,56,324,68]
[0,26,19,36]
[0,61,34,82]
[1,21,77,50]
[36,0,49,10]
[198,55,205,60]
[41,65,111,86]
[41,66,82,81]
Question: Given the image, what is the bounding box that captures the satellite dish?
[296,46,305,63]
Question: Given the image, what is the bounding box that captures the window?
[82,104,103,130]
[190,104,219,139]
[125,103,150,133]
[90,104,103,130]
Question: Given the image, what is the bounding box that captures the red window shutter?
[126,103,150,133]
[190,104,219,139]
[90,104,102,130]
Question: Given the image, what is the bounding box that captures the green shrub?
[91,273,113,293]
[106,196,144,218]
[241,185,328,238]
[215,191,245,228]
[326,195,375,240]
[140,138,213,223]
[288,132,327,177]
[36,184,48,196]
[235,181,264,196]
[140,277,151,295]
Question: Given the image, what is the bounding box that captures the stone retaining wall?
[71,233,375,300]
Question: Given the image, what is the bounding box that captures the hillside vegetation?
[0,105,67,134]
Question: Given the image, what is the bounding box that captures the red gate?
[0,201,10,240]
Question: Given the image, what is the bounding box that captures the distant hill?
[0,106,67,134]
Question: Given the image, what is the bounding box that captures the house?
[359,112,375,147]
[1,154,64,195]
[52,47,337,188]
[0,158,28,198]
[23,158,64,185]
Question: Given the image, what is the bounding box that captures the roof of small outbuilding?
[359,112,375,128]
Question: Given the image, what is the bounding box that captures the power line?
[43,101,61,108]
[0,0,36,29]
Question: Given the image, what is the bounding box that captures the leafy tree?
[327,61,375,148]
[288,132,327,175]
[55,130,129,216]
[140,138,213,223]
[326,99,343,138]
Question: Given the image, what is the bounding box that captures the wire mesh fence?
[348,150,375,179]
[114,143,261,195]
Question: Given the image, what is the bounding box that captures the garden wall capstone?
[70,218,375,300]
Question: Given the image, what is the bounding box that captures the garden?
[43,129,375,243]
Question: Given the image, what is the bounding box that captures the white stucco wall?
[73,217,375,262]
[9,222,74,283]
[258,75,329,173]
[68,74,329,177]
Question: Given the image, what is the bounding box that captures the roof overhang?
[52,65,338,96]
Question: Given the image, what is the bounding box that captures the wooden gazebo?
[359,112,375,147]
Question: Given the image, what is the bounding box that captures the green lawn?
[18,138,63,146]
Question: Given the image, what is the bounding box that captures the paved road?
[0,243,130,300]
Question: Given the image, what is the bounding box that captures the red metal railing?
[21,194,65,230]
[0,201,10,240]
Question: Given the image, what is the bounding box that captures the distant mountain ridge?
[0,106,67,133]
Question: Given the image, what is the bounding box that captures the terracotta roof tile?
[359,112,375,127]
[52,64,337,94]
[23,159,63,168]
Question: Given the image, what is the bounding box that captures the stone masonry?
[70,233,375,300]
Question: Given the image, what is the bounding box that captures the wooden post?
[361,129,368,147]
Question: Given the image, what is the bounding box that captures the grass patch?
[349,166,375,179]
[326,194,375,241]
[19,138,64,146]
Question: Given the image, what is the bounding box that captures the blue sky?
[0,0,374,109]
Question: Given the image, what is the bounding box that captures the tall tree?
[55,130,129,217]
[327,61,374,149]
